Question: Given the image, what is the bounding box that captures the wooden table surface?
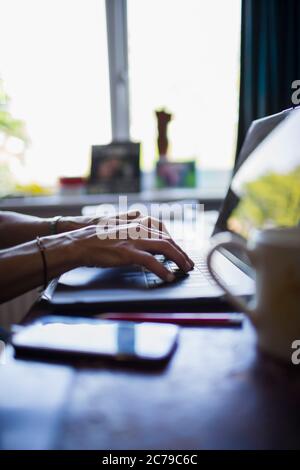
[1,316,300,450]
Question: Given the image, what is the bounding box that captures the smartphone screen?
[12,316,179,364]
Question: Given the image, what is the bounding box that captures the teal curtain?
[236,0,300,160]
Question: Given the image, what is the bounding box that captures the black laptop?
[44,107,297,312]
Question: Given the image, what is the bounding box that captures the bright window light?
[0,0,111,185]
[128,0,241,172]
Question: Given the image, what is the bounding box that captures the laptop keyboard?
[144,254,216,288]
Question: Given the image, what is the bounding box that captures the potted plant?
[0,77,28,197]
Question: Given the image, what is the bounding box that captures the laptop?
[44,107,299,312]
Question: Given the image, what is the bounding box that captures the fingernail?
[167,273,175,282]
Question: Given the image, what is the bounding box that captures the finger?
[139,219,193,266]
[139,225,169,240]
[116,210,141,221]
[136,224,193,267]
[96,222,137,240]
[130,249,175,282]
[96,222,170,242]
[125,223,170,240]
[168,238,194,268]
[125,214,169,236]
[97,223,194,267]
[142,230,194,268]
[97,222,173,247]
[139,216,171,236]
[157,218,170,236]
[134,239,192,272]
[101,212,142,227]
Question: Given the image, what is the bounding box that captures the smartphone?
[12,316,179,366]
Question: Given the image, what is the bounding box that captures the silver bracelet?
[50,216,62,235]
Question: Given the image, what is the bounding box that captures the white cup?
[206,228,300,362]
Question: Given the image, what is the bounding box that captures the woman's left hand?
[57,210,170,238]
[56,211,194,268]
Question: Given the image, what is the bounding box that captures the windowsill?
[0,170,231,216]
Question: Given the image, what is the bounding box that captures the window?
[128,0,241,173]
[0,0,111,184]
[0,0,241,187]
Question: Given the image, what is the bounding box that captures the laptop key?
[144,254,217,288]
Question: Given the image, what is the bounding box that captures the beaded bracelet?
[36,236,48,289]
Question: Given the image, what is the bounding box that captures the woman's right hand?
[68,223,194,282]
[0,219,194,304]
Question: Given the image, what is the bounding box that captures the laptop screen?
[214,108,300,269]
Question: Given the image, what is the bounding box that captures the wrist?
[50,216,63,235]
[43,216,64,235]
[42,233,81,273]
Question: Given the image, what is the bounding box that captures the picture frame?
[88,142,141,193]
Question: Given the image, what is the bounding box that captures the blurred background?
[0,0,241,194]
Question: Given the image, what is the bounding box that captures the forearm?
[0,211,54,248]
[0,234,79,303]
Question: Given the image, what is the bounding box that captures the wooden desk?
[1,313,300,450]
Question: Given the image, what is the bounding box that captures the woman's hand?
[0,211,193,304]
[57,210,170,238]
[68,223,194,282]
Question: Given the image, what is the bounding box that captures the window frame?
[106,0,241,174]
[105,0,130,141]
